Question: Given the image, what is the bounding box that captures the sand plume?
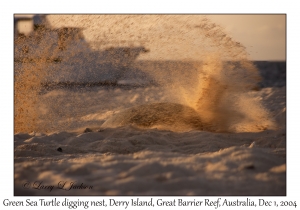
[14,15,277,133]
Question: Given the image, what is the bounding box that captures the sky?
[209,15,286,61]
[15,14,286,61]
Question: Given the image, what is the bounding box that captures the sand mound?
[101,102,216,132]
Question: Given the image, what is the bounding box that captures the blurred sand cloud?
[15,14,285,61]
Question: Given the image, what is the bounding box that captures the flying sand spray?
[101,17,277,132]
[14,15,277,133]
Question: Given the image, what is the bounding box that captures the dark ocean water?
[254,61,286,88]
[131,60,286,88]
[37,60,286,91]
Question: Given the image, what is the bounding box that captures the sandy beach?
[14,83,286,195]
